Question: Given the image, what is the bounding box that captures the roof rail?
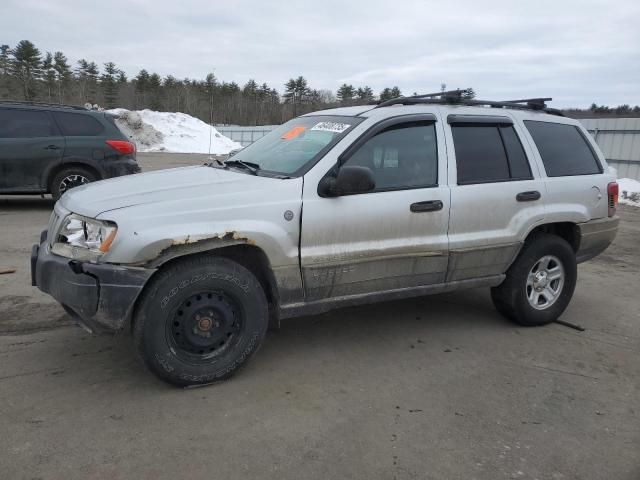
[374,89,563,116]
[0,100,87,111]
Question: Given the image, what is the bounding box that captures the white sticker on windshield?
[310,121,351,134]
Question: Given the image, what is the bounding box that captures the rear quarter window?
[53,111,104,136]
[524,121,602,177]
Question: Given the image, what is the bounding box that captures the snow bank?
[107,109,241,154]
[618,178,640,207]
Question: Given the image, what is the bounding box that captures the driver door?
[300,114,450,301]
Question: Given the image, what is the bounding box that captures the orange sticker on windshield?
[281,126,305,140]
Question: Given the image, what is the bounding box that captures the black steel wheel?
[134,256,268,387]
[167,290,244,363]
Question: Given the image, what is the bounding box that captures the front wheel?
[491,233,577,326]
[133,256,268,387]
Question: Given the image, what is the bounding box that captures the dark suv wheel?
[51,166,97,200]
[491,233,577,326]
[133,256,269,387]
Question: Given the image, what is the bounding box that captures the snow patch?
[107,108,241,154]
[618,178,640,207]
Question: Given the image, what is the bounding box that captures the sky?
[2,0,639,108]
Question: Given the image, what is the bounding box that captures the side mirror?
[319,165,375,197]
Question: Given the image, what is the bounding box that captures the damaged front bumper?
[31,231,155,333]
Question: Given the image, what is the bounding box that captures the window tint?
[53,111,104,136]
[500,126,532,179]
[344,121,438,190]
[0,109,58,138]
[524,121,601,177]
[452,125,532,184]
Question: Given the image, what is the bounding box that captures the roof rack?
[374,89,563,116]
[0,100,87,111]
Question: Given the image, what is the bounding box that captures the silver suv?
[31,92,619,386]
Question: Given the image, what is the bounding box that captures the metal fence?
[580,118,640,180]
[215,125,277,147]
[215,119,640,180]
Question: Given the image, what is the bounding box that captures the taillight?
[105,140,136,156]
[607,182,618,217]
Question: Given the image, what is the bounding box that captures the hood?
[60,165,284,218]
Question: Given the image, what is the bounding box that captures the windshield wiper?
[224,159,260,175]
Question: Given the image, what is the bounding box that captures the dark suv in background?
[0,102,139,199]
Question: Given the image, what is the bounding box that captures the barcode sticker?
[310,122,350,133]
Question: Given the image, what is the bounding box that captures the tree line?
[1,40,638,124]
[0,40,409,125]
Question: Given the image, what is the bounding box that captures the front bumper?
[31,231,154,333]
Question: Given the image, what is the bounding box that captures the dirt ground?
[1,153,638,480]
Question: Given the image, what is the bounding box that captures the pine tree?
[390,86,401,98]
[283,76,310,115]
[11,40,42,100]
[53,52,71,104]
[355,86,374,103]
[337,83,355,105]
[84,62,99,104]
[101,62,120,108]
[134,69,150,108]
[0,45,12,99]
[0,45,10,76]
[42,52,56,102]
[379,87,393,101]
[148,73,163,110]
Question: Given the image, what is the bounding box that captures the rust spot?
[151,231,257,266]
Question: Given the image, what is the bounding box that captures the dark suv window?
[53,111,104,136]
[344,121,438,190]
[452,124,532,184]
[524,121,602,177]
[0,109,58,138]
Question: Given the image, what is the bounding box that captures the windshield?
[230,115,363,176]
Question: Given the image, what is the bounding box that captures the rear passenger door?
[445,114,546,281]
[0,108,64,191]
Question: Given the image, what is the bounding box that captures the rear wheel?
[51,166,97,200]
[133,256,268,387]
[491,234,577,326]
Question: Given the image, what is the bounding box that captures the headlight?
[51,214,117,262]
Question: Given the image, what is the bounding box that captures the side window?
[0,109,58,138]
[524,121,602,177]
[452,124,532,184]
[343,121,438,190]
[53,111,104,136]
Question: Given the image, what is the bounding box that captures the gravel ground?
[0,153,638,479]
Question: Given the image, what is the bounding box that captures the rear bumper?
[31,232,154,333]
[576,216,619,263]
[102,157,140,179]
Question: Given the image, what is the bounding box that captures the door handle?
[44,144,61,150]
[516,191,541,202]
[410,200,443,213]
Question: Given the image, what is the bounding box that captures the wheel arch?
[46,162,102,192]
[524,222,580,253]
[130,242,280,332]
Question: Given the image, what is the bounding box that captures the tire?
[133,256,268,387]
[51,166,97,200]
[491,233,577,327]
